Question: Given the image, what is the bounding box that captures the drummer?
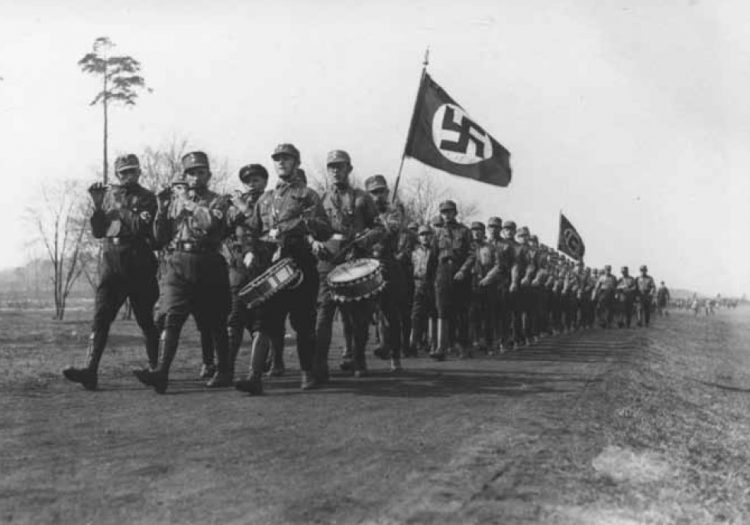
[222,164,269,380]
[234,143,332,395]
[365,174,408,372]
[313,150,384,381]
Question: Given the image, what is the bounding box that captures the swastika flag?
[558,213,586,262]
[404,73,511,187]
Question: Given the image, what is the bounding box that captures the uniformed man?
[152,176,220,381]
[593,264,618,328]
[63,154,159,390]
[636,265,656,327]
[430,200,472,360]
[409,225,436,355]
[616,266,637,328]
[366,174,408,372]
[656,281,671,316]
[427,214,445,352]
[512,226,536,346]
[467,221,500,355]
[234,143,332,394]
[487,216,512,352]
[223,164,269,379]
[398,221,419,356]
[313,150,382,381]
[133,151,233,394]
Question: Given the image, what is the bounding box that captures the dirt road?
[1,308,749,524]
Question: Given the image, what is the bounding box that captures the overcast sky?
[1,0,748,296]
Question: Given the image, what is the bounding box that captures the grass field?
[1,307,749,524]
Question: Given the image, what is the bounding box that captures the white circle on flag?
[432,103,493,165]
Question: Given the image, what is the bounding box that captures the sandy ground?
[1,307,749,524]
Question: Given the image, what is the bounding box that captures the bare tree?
[397,173,481,225]
[26,180,89,320]
[78,36,150,184]
[133,136,230,192]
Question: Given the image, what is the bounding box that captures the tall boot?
[62,330,108,391]
[145,329,159,371]
[235,332,268,395]
[207,327,233,388]
[226,326,244,379]
[199,328,215,379]
[133,327,179,394]
[269,334,285,377]
[431,318,448,361]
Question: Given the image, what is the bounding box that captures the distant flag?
[558,213,585,262]
[402,72,512,187]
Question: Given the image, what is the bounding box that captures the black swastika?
[439,106,488,158]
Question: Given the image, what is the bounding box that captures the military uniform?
[410,226,437,354]
[431,200,472,358]
[593,266,618,328]
[616,268,637,328]
[223,164,269,378]
[367,175,408,370]
[397,222,419,356]
[466,222,500,353]
[63,154,159,390]
[315,151,383,379]
[636,266,656,327]
[488,217,514,351]
[134,151,233,394]
[235,144,332,394]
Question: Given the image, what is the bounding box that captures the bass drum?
[327,258,384,303]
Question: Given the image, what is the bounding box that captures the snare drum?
[327,258,384,302]
[238,257,303,310]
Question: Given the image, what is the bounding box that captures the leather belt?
[176,241,214,253]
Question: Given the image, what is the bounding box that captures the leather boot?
[206,327,232,388]
[145,329,159,371]
[226,326,244,379]
[199,328,215,378]
[268,334,286,377]
[63,330,107,391]
[133,328,179,394]
[430,318,448,361]
[234,332,268,395]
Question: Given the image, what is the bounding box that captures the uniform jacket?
[320,184,383,260]
[154,187,232,251]
[466,239,501,289]
[636,275,656,298]
[91,183,157,244]
[249,178,332,250]
[432,220,472,268]
[222,190,263,270]
[411,244,437,287]
[372,202,405,260]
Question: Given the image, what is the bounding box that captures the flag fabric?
[558,213,585,261]
[404,73,512,187]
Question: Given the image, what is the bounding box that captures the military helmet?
[487,216,502,228]
[640,265,648,272]
[470,221,485,231]
[502,220,516,230]
[418,225,432,235]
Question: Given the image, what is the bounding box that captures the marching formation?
[62,145,660,395]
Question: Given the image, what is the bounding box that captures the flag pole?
[391,47,430,203]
